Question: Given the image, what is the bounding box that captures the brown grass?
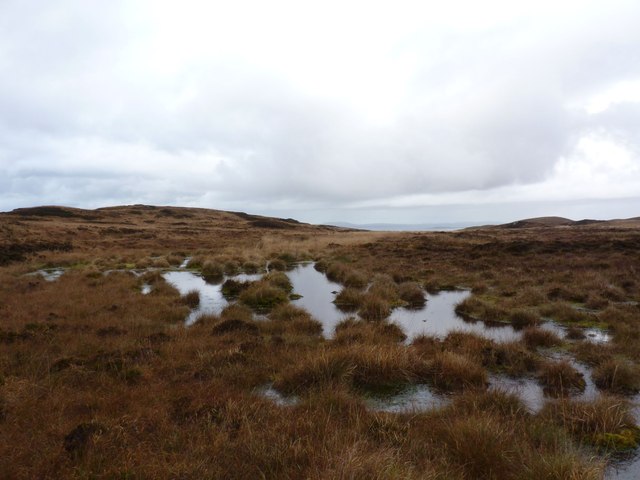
[522,327,563,349]
[592,358,640,394]
[1,205,639,478]
[537,360,586,396]
[358,295,392,321]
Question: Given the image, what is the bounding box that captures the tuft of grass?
[333,318,406,345]
[242,261,261,274]
[454,295,506,323]
[201,260,224,283]
[221,303,254,322]
[565,326,586,340]
[398,281,426,307]
[221,279,252,299]
[540,302,596,326]
[267,304,323,336]
[239,283,289,312]
[522,327,563,349]
[263,271,293,293]
[430,351,488,392]
[268,258,288,271]
[368,275,400,303]
[358,296,392,321]
[450,389,528,417]
[182,289,200,308]
[211,318,260,336]
[509,309,541,328]
[540,396,639,452]
[273,345,431,395]
[537,360,585,396]
[333,287,364,312]
[592,358,640,394]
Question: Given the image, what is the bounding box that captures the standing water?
[162,271,262,325]
[287,263,348,337]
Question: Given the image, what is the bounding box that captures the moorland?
[1,204,640,479]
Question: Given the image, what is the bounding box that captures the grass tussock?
[592,358,640,394]
[454,295,506,323]
[537,360,586,396]
[201,260,224,283]
[508,309,541,328]
[266,304,323,336]
[358,295,392,321]
[182,289,200,308]
[333,318,406,345]
[273,345,431,395]
[333,287,364,312]
[239,274,291,312]
[540,396,640,451]
[522,327,563,349]
[221,278,252,299]
[398,281,426,307]
[430,351,488,392]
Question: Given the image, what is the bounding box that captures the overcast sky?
[1,0,639,225]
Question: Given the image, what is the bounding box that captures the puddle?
[366,385,449,413]
[489,374,545,412]
[541,322,611,344]
[287,263,348,337]
[162,270,263,325]
[391,290,521,342]
[29,268,65,282]
[141,283,152,295]
[254,384,298,407]
[489,354,599,414]
[287,264,522,342]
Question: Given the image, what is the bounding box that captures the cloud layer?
[1,0,639,223]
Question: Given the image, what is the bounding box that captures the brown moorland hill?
[0,205,358,265]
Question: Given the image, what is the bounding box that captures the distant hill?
[0,205,357,263]
[475,216,640,230]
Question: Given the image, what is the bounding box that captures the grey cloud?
[1,0,639,221]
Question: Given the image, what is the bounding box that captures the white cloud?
[1,0,640,223]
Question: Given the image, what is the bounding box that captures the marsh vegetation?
[1,205,640,478]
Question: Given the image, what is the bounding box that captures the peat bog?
[2,205,640,479]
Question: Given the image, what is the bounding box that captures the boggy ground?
[1,206,640,479]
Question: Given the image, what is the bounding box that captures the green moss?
[592,428,640,451]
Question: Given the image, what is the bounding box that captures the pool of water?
[366,385,449,413]
[288,263,348,337]
[391,290,522,342]
[254,384,298,407]
[490,352,599,414]
[29,268,65,282]
[288,263,523,342]
[163,271,263,325]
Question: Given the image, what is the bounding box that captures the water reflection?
[391,290,521,342]
[30,268,65,282]
[366,385,449,413]
[288,263,347,337]
[162,271,263,325]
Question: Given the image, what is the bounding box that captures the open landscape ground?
[2,205,640,479]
